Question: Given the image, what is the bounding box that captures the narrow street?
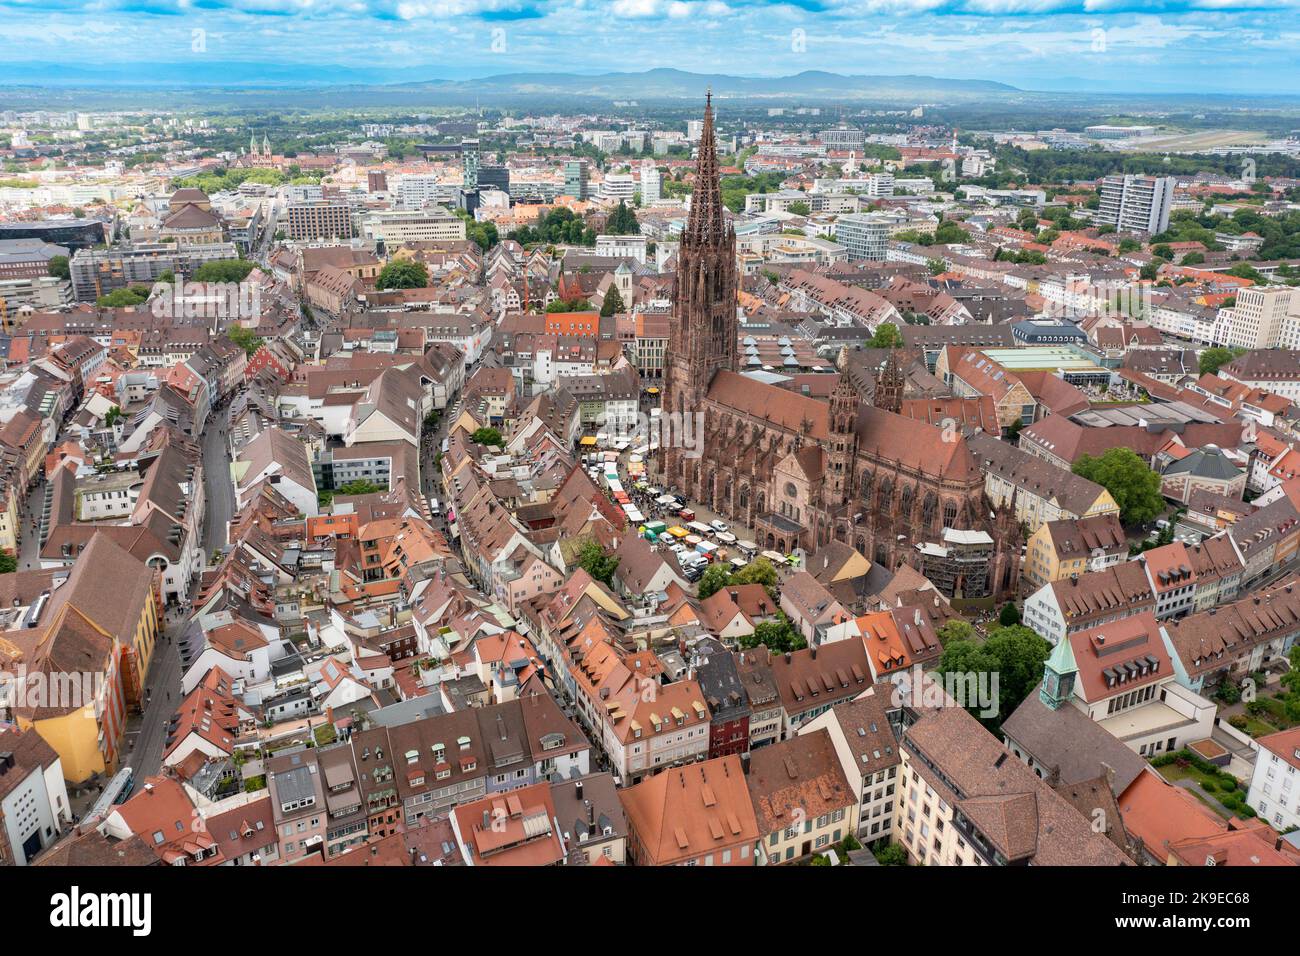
[17,477,45,570]
[123,397,234,783]
[202,397,236,551]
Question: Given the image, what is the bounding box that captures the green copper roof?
[1045,633,1078,677]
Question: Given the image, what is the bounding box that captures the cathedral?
[659,94,1021,600]
[235,131,280,169]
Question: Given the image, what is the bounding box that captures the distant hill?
[397,68,1021,99]
[0,63,1016,98]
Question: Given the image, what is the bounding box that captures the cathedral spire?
[684,89,727,249]
[874,349,904,414]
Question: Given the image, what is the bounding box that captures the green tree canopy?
[600,285,625,317]
[604,200,640,236]
[225,325,264,357]
[577,540,619,588]
[936,619,975,645]
[867,322,903,349]
[937,624,1050,728]
[738,611,806,654]
[97,285,152,307]
[470,427,504,447]
[1071,447,1165,526]
[47,255,70,280]
[192,259,256,284]
[1198,346,1245,377]
[696,564,732,600]
[376,259,429,291]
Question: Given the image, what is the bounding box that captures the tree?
[787,200,811,216]
[730,557,778,596]
[0,550,15,574]
[600,286,625,317]
[577,540,619,587]
[981,625,1051,723]
[1199,346,1245,377]
[226,325,263,357]
[937,624,1050,728]
[47,255,70,280]
[470,427,503,447]
[376,259,429,291]
[192,259,255,283]
[97,285,151,307]
[104,405,124,427]
[604,200,640,236]
[867,322,903,349]
[1072,448,1165,526]
[926,258,946,276]
[739,612,806,654]
[1139,261,1162,281]
[337,479,385,496]
[998,602,1021,627]
[874,843,908,866]
[547,297,590,313]
[936,619,975,646]
[696,564,732,600]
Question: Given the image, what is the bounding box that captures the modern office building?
[1096,175,1175,234]
[362,208,468,245]
[564,160,589,200]
[285,200,354,241]
[599,173,636,205]
[461,138,480,190]
[821,126,865,150]
[834,213,891,261]
[69,242,239,301]
[1211,285,1300,350]
[0,218,107,251]
[478,163,510,196]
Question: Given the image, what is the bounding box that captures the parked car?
[710,520,729,534]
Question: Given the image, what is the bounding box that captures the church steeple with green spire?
[1039,635,1078,711]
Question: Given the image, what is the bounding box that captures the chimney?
[574,779,583,801]
[587,801,596,836]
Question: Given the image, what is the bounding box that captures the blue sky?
[1,0,1298,93]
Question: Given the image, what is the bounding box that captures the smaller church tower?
[874,349,905,414]
[262,133,271,157]
[1039,634,1078,711]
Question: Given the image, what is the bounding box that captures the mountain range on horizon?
[0,65,1020,96]
[2,65,1295,113]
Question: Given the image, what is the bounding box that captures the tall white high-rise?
[639,158,661,204]
[1096,175,1175,234]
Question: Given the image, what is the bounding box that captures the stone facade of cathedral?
[657,95,1021,601]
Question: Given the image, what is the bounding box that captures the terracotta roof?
[618,755,760,865]
[745,729,854,836]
